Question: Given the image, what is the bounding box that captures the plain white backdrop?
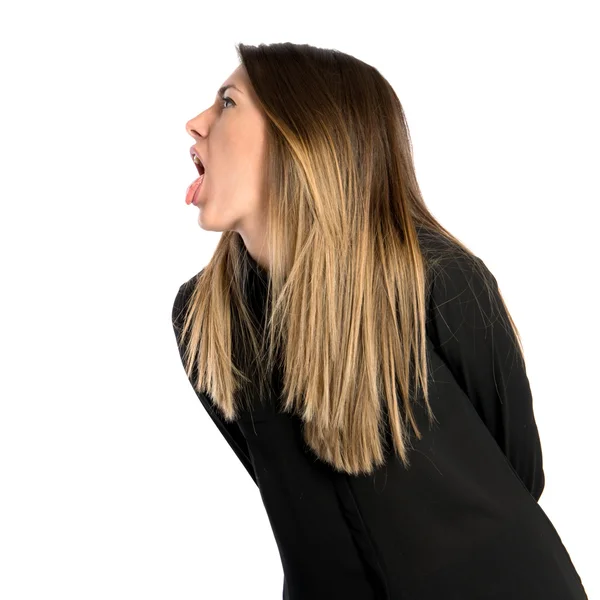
[1,1,598,598]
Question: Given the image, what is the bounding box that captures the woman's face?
[185,65,268,245]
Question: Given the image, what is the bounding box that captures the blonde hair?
[176,42,524,475]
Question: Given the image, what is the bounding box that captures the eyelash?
[221,96,235,109]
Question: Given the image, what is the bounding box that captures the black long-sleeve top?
[172,230,588,600]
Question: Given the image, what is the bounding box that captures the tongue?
[185,174,204,205]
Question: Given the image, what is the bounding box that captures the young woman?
[172,42,588,600]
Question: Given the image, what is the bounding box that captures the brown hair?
[176,42,524,475]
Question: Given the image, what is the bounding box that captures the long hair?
[177,42,525,475]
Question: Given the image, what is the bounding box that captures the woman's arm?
[172,277,258,486]
[425,251,545,501]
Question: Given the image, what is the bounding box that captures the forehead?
[219,64,249,91]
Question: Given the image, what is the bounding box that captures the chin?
[197,213,235,233]
[197,221,225,233]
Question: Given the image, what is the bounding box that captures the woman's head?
[177,42,518,475]
[185,64,270,270]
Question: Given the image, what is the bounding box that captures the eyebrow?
[217,84,243,99]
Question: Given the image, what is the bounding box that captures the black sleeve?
[425,252,545,501]
[171,276,258,487]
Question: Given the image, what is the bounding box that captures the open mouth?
[192,154,206,176]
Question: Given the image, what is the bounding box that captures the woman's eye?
[222,96,235,109]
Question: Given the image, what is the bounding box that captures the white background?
[1,1,597,598]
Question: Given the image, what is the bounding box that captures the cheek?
[228,159,264,207]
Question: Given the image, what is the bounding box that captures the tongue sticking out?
[185,174,205,205]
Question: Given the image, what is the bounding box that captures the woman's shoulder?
[416,227,482,271]
[415,227,497,308]
[172,268,205,330]
[416,226,469,260]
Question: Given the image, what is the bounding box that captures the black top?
[172,231,588,600]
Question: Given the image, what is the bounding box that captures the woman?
[172,42,588,599]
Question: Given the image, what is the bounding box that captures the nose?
[186,119,200,139]
[186,102,217,138]
[186,105,212,138]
